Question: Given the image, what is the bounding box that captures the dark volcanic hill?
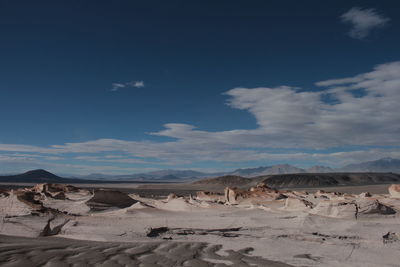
[0,169,84,183]
[261,172,400,188]
[193,175,253,187]
[193,172,400,189]
[230,164,306,177]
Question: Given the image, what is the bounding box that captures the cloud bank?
[1,62,400,173]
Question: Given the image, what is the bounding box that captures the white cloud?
[74,155,149,164]
[0,61,399,172]
[111,83,126,91]
[0,144,57,154]
[111,81,144,91]
[130,81,144,88]
[341,7,389,39]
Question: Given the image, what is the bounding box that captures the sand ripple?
[0,235,293,267]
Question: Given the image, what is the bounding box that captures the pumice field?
[1,182,399,266]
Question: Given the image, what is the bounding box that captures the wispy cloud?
[130,81,144,88]
[111,81,145,91]
[341,7,389,39]
[111,83,126,91]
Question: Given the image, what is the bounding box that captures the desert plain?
[1,181,400,267]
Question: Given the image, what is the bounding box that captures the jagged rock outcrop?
[309,198,396,219]
[284,197,313,211]
[166,193,178,202]
[196,191,224,202]
[314,190,345,200]
[388,184,400,198]
[0,188,9,197]
[39,217,70,237]
[0,191,40,216]
[86,189,137,210]
[309,200,357,219]
[224,184,283,205]
[222,183,399,218]
[13,190,45,212]
[383,232,400,244]
[1,184,95,216]
[32,183,86,200]
[356,198,396,215]
[34,183,79,193]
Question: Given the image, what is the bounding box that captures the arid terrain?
[2,0,400,265]
[1,181,400,266]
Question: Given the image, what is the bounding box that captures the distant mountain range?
[65,161,373,181]
[228,158,400,178]
[0,158,399,183]
[229,164,335,177]
[230,164,305,177]
[194,172,400,189]
[0,169,182,184]
[306,165,335,173]
[340,158,400,173]
[72,169,225,181]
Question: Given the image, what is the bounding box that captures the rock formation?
[224,184,285,205]
[309,200,357,218]
[86,189,137,210]
[221,183,398,218]
[0,191,39,216]
[196,191,224,202]
[284,197,313,211]
[356,198,396,215]
[388,184,400,198]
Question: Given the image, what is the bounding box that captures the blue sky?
[0,0,399,175]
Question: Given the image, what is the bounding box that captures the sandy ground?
[0,235,292,267]
[1,183,400,266]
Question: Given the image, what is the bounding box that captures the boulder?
[358,192,372,198]
[383,232,400,244]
